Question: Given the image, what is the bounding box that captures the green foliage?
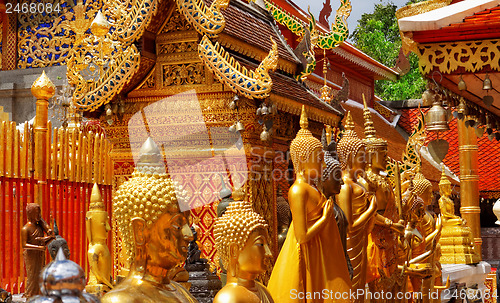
[350,1,426,101]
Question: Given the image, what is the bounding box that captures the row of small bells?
[227,95,277,142]
[423,75,500,141]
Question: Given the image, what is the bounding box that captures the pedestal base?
[84,284,111,297]
[441,262,491,302]
[185,263,222,303]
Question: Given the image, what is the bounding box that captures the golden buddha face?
[300,147,323,180]
[232,227,271,278]
[134,210,193,270]
[351,147,366,174]
[440,183,451,197]
[87,211,111,242]
[369,146,387,171]
[420,187,433,206]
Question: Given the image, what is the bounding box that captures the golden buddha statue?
[268,106,351,303]
[103,137,196,303]
[337,111,376,301]
[361,98,403,297]
[213,201,274,303]
[437,165,480,264]
[406,168,443,302]
[85,183,113,295]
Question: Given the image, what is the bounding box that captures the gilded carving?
[417,40,500,75]
[160,8,193,33]
[198,35,278,99]
[162,63,206,86]
[159,41,198,55]
[175,0,230,37]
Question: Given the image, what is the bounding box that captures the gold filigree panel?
[162,62,206,86]
[159,41,198,55]
[418,39,500,75]
[159,7,192,34]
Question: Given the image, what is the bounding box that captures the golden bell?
[458,75,467,91]
[425,97,449,132]
[228,123,236,133]
[483,74,492,90]
[235,121,245,132]
[422,88,435,107]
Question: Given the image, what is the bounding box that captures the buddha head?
[362,98,388,171]
[338,111,366,173]
[48,220,70,260]
[26,203,42,224]
[86,183,111,244]
[412,167,433,206]
[113,137,192,279]
[215,201,271,280]
[439,165,452,197]
[321,129,344,197]
[290,105,323,181]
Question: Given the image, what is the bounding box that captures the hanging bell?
[105,104,112,116]
[235,121,245,132]
[458,75,467,91]
[425,96,449,131]
[256,107,262,115]
[260,125,270,141]
[229,100,237,110]
[483,74,492,90]
[228,123,236,133]
[456,97,467,120]
[261,104,268,115]
[422,87,436,107]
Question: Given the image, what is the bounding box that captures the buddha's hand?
[323,198,334,219]
[391,220,405,234]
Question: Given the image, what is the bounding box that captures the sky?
[293,0,410,41]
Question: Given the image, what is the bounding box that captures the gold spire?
[345,111,354,131]
[440,164,451,186]
[363,94,376,139]
[31,71,56,100]
[299,105,309,129]
[89,183,105,211]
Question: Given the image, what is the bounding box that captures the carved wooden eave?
[216,33,297,75]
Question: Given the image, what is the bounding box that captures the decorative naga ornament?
[198,35,278,99]
[85,183,113,295]
[264,0,351,50]
[268,106,351,303]
[28,248,99,303]
[104,136,195,303]
[67,0,157,111]
[213,201,273,303]
[176,0,230,37]
[437,166,480,264]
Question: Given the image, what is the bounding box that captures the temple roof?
[399,0,500,43]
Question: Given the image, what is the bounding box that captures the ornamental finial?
[31,71,55,100]
[300,105,309,130]
[440,164,451,186]
[363,94,376,139]
[345,111,354,131]
[89,183,105,211]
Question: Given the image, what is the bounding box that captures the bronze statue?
[47,219,70,260]
[21,203,55,298]
[28,248,99,303]
[85,183,113,295]
[319,128,353,279]
[268,106,351,302]
[276,188,291,251]
[337,111,377,301]
[213,201,274,303]
[103,137,196,303]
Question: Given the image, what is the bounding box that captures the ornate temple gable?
[129,7,225,97]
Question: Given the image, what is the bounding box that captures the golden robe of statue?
[268,106,351,303]
[337,112,377,303]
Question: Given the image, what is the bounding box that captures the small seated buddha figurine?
[213,201,273,303]
[361,98,404,296]
[85,183,113,295]
[103,137,196,303]
[22,203,55,298]
[268,106,351,303]
[337,111,377,301]
[437,165,479,264]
